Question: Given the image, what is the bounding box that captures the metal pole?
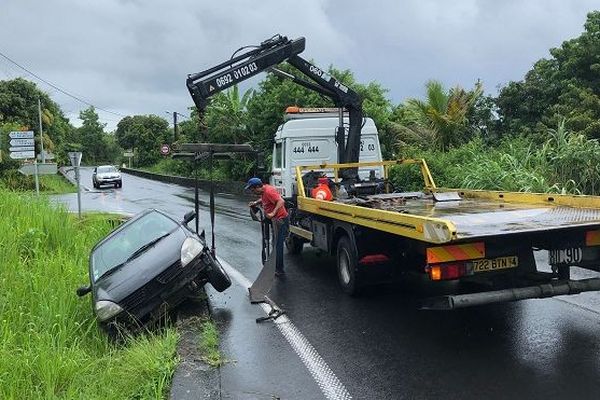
[34,160,39,196]
[75,165,82,218]
[194,157,199,234]
[173,111,178,141]
[38,98,45,163]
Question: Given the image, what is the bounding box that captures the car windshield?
[97,166,117,173]
[91,211,179,281]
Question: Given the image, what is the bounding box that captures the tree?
[393,80,483,151]
[203,85,253,144]
[496,11,600,140]
[115,115,170,166]
[77,107,108,162]
[0,78,73,161]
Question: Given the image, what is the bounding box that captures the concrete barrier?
[121,167,248,195]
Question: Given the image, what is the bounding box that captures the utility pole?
[38,98,45,163]
[166,110,188,142]
[173,111,178,141]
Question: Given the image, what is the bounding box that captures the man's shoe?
[275,270,285,277]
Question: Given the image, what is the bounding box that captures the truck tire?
[337,236,360,295]
[286,233,304,255]
[205,253,232,292]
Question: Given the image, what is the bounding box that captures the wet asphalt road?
[55,169,600,400]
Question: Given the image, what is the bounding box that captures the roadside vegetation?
[198,319,224,367]
[0,189,179,399]
[0,170,77,193]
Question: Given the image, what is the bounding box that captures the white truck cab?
[270,107,384,197]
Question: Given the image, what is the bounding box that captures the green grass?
[0,189,179,399]
[390,130,600,196]
[39,174,78,194]
[0,171,76,194]
[198,319,224,367]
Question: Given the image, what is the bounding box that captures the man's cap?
[245,177,263,190]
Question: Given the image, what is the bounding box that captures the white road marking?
[218,257,353,400]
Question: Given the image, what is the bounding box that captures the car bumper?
[102,254,210,330]
[97,178,121,184]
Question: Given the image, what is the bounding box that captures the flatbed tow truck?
[186,34,600,309]
[291,159,600,309]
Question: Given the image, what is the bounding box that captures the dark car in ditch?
[77,208,231,336]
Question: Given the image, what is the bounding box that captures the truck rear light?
[425,262,467,281]
[359,254,390,265]
[585,229,600,246]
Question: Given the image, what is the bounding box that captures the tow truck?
[186,34,600,309]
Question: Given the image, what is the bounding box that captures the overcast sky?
[0,0,597,131]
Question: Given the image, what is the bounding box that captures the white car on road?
[92,165,122,188]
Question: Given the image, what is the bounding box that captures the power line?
[0,49,128,118]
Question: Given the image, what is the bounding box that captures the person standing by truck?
[246,177,289,276]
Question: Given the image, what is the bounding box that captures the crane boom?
[186,34,364,180]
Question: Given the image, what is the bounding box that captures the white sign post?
[68,152,83,218]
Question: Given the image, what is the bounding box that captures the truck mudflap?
[420,278,600,310]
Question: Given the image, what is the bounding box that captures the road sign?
[123,151,134,157]
[9,131,34,139]
[10,151,35,159]
[160,144,170,155]
[68,152,82,167]
[19,163,57,176]
[10,138,35,146]
[10,146,34,152]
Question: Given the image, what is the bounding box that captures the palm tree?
[205,85,254,144]
[404,80,482,151]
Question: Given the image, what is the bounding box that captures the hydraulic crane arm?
[186,35,364,179]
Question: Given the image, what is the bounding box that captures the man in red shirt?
[246,177,289,276]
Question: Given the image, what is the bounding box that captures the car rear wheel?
[205,252,231,292]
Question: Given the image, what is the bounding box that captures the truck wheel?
[337,236,360,295]
[286,234,304,254]
[205,253,232,292]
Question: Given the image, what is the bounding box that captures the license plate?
[471,256,518,273]
[549,248,583,265]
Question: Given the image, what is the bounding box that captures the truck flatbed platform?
[295,160,600,244]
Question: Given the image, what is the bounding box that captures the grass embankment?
[0,190,179,399]
[0,171,76,194]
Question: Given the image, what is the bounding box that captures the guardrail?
[121,167,248,195]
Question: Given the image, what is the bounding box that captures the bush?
[390,125,600,195]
